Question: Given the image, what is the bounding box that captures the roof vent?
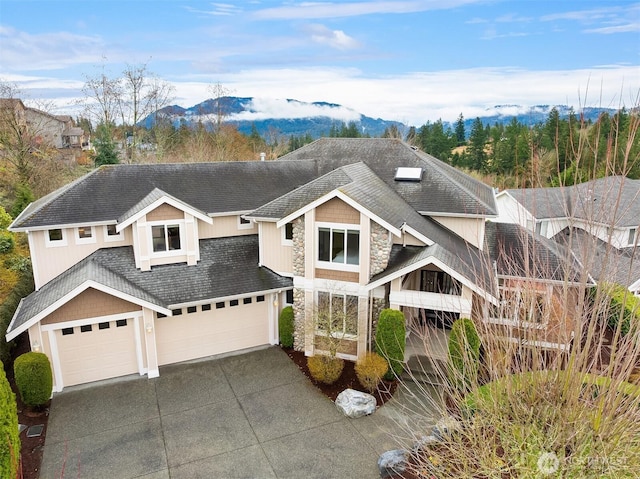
[395,167,423,182]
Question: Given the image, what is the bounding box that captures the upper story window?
[45,228,67,247]
[318,226,359,266]
[75,226,95,244]
[105,224,124,242]
[282,222,294,245]
[151,223,182,253]
[238,216,253,230]
[629,228,637,246]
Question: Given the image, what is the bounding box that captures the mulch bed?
[282,347,397,407]
[7,333,48,479]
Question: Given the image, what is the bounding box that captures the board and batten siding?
[432,216,485,250]
[198,215,257,239]
[259,222,293,274]
[29,226,133,289]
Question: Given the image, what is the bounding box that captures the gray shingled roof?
[11,161,320,229]
[553,227,640,287]
[278,138,497,216]
[506,176,640,226]
[7,235,291,338]
[485,222,585,284]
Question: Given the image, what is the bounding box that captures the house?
[495,176,640,295]
[6,138,583,391]
[0,98,86,149]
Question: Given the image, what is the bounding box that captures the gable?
[41,288,141,325]
[146,203,184,221]
[315,197,360,224]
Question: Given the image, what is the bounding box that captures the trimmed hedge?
[375,308,406,381]
[0,360,20,479]
[278,305,295,348]
[594,283,640,336]
[448,318,481,391]
[355,352,389,393]
[14,352,53,408]
[307,355,344,384]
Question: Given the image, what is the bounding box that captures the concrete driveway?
[40,346,438,479]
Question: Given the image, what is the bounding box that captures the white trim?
[75,225,96,245]
[258,222,264,266]
[117,195,213,232]
[11,220,114,233]
[133,316,145,375]
[48,330,64,392]
[504,335,572,352]
[418,211,495,219]
[276,190,401,238]
[401,224,433,246]
[237,215,255,230]
[168,287,285,309]
[44,228,67,247]
[104,224,125,242]
[483,316,546,330]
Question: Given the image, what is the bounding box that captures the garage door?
[55,318,139,387]
[155,298,269,366]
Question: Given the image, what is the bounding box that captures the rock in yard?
[432,415,462,441]
[378,449,408,477]
[335,388,377,418]
[412,434,440,454]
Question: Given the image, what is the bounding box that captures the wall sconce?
[145,323,153,334]
[273,299,279,307]
[32,341,41,352]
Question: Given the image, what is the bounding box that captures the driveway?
[40,346,438,479]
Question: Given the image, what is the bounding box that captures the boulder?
[432,415,462,441]
[335,388,377,418]
[378,449,408,477]
[411,434,440,454]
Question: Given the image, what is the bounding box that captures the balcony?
[389,290,472,316]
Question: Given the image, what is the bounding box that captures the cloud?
[540,4,640,33]
[584,23,640,34]
[226,97,362,122]
[0,26,109,71]
[252,0,480,20]
[8,65,640,127]
[303,24,361,49]
[184,3,243,16]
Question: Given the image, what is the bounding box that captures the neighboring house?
[0,98,86,149]
[7,138,583,391]
[495,176,640,295]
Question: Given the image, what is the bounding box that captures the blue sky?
[0,0,638,125]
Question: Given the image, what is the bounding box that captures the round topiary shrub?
[447,318,481,391]
[0,360,20,479]
[279,305,295,348]
[375,308,406,381]
[14,352,53,409]
[307,355,344,384]
[355,352,389,393]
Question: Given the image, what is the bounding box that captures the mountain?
[142,97,618,139]
[143,97,404,138]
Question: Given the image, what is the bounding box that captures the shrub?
[447,317,481,391]
[375,308,406,380]
[595,283,640,336]
[0,231,14,254]
[307,355,344,384]
[14,352,53,408]
[0,206,11,230]
[278,305,295,348]
[355,352,389,393]
[0,264,34,365]
[0,360,20,479]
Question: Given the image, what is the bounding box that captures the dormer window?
[238,215,253,230]
[152,224,182,253]
[105,224,124,242]
[629,228,637,246]
[76,226,95,244]
[318,225,359,267]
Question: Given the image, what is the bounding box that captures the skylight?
[395,167,423,182]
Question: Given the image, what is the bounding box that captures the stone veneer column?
[292,217,306,351]
[369,220,392,278]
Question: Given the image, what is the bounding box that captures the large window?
[317,291,358,336]
[318,227,359,265]
[420,270,461,295]
[500,289,547,324]
[152,224,181,253]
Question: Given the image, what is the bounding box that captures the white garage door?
[55,318,139,387]
[156,298,270,366]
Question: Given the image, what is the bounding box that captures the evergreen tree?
[93,124,120,166]
[455,113,466,146]
[469,117,488,171]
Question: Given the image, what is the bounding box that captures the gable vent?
[395,167,423,182]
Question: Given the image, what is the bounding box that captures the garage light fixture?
[32,341,40,352]
[146,323,153,333]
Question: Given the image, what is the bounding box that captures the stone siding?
[293,287,306,351]
[370,221,392,278]
[292,217,305,277]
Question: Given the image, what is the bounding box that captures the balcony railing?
[390,290,472,315]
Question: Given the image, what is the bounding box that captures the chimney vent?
[260,152,266,161]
